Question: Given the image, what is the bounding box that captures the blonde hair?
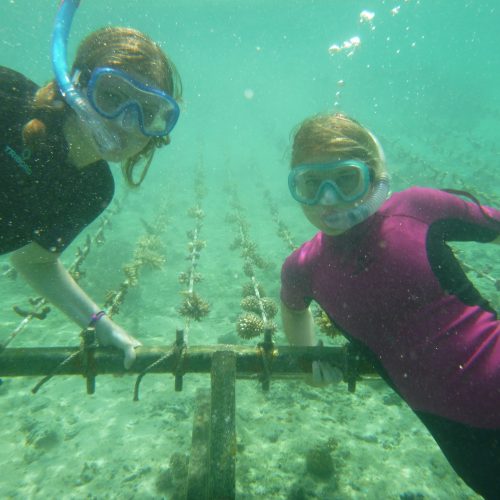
[290,113,386,181]
[23,27,182,187]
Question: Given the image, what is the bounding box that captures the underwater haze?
[1,0,499,498]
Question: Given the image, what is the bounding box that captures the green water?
[1,1,499,498]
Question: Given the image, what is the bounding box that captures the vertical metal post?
[186,388,210,500]
[175,329,185,392]
[259,327,275,391]
[82,328,96,394]
[208,350,236,500]
[344,342,359,393]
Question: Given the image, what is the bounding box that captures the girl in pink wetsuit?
[281,113,500,499]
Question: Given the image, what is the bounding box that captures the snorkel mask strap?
[52,0,121,155]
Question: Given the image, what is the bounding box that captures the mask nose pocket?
[119,106,141,131]
[318,182,340,206]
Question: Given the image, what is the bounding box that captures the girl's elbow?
[10,243,60,267]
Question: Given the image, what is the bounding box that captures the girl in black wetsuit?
[1,21,182,368]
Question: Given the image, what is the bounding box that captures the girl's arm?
[281,300,316,346]
[10,241,140,368]
[281,300,341,386]
[11,242,101,327]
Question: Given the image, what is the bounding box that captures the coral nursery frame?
[0,328,376,499]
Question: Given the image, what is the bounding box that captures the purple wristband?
[88,311,106,328]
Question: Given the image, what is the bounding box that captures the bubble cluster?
[328,36,361,57]
[359,10,375,27]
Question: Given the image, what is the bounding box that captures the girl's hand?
[95,318,142,369]
[309,360,343,387]
[306,340,343,387]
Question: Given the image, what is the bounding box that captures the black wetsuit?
[0,66,114,255]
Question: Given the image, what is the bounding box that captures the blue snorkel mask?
[52,0,180,155]
[85,67,179,137]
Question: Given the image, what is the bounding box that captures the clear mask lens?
[290,161,370,206]
[88,67,179,136]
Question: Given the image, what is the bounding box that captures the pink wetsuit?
[281,187,500,428]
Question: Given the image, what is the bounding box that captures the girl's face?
[87,70,154,162]
[293,154,374,236]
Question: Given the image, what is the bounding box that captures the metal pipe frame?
[0,344,376,379]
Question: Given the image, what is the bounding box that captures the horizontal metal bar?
[0,344,377,378]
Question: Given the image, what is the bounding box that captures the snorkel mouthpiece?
[321,174,390,232]
[52,0,122,155]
